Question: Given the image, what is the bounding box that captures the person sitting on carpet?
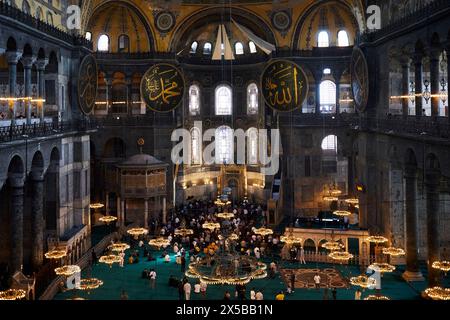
[128,255,134,264]
[147,252,155,261]
[164,254,170,263]
[194,281,201,294]
[275,291,285,300]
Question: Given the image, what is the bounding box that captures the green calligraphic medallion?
[140,63,185,112]
[261,60,308,112]
[350,47,369,113]
[78,55,98,115]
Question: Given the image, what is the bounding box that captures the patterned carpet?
[280,268,349,289]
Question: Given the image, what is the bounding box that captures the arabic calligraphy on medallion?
[261,60,308,112]
[78,55,98,115]
[350,47,369,112]
[140,63,184,112]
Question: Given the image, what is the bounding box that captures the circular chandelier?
[364,295,390,300]
[350,275,377,288]
[424,287,450,300]
[126,228,148,238]
[99,254,122,267]
[366,236,389,244]
[330,189,342,196]
[174,228,194,236]
[253,227,273,237]
[322,241,344,251]
[149,237,171,249]
[329,251,353,261]
[332,210,352,217]
[214,197,231,207]
[323,196,339,201]
[99,215,117,223]
[55,265,81,277]
[108,243,130,253]
[89,203,104,210]
[382,247,405,256]
[280,233,302,245]
[202,222,221,231]
[0,289,26,300]
[368,263,396,273]
[79,278,104,290]
[216,212,235,219]
[432,261,450,273]
[344,198,359,205]
[45,249,67,259]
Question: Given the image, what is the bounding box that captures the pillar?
[9,174,24,272]
[162,196,167,224]
[22,55,36,125]
[425,169,441,286]
[315,80,321,114]
[144,199,149,228]
[30,171,44,269]
[401,60,410,118]
[414,53,423,118]
[402,166,424,281]
[36,59,48,122]
[121,199,125,226]
[105,192,109,215]
[335,79,341,114]
[6,51,22,126]
[347,154,354,194]
[429,49,440,118]
[117,196,122,226]
[447,47,450,122]
[126,76,133,116]
[104,77,112,112]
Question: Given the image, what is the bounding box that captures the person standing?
[323,286,329,300]
[200,281,207,297]
[181,255,186,273]
[275,291,285,300]
[255,290,263,300]
[355,288,362,300]
[120,290,128,300]
[148,269,157,289]
[178,281,184,300]
[224,291,231,300]
[250,288,256,300]
[299,246,306,264]
[332,287,337,300]
[314,273,321,290]
[290,273,296,293]
[184,281,192,300]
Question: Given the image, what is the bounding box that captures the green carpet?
[53,246,446,300]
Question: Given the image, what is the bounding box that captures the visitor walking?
[255,290,263,300]
[299,246,306,264]
[332,287,337,300]
[314,273,321,290]
[149,269,156,289]
[200,281,207,297]
[355,288,362,300]
[250,288,256,300]
[184,281,192,300]
[290,273,296,293]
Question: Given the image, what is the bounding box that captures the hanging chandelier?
[99,255,122,267]
[328,251,353,261]
[214,196,231,207]
[382,247,405,257]
[79,278,104,291]
[432,261,450,273]
[280,234,302,245]
[45,249,67,259]
[350,275,377,288]
[149,237,171,249]
[253,227,273,237]
[366,236,389,244]
[174,228,194,236]
[126,228,148,238]
[332,210,352,217]
[368,263,396,273]
[202,222,221,231]
[54,265,81,276]
[424,287,450,300]
[89,203,104,210]
[364,295,390,300]
[323,195,339,201]
[322,241,344,251]
[0,289,26,300]
[99,215,117,223]
[344,198,359,205]
[108,243,130,253]
[216,212,235,220]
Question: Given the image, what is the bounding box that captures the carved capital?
[21,55,37,68]
[5,51,23,65]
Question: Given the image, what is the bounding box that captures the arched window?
[320,80,336,113]
[46,12,53,25]
[215,85,232,115]
[203,42,212,55]
[22,1,30,14]
[190,41,198,54]
[321,135,337,152]
[189,84,200,115]
[318,31,329,47]
[85,32,92,41]
[36,7,43,20]
[247,128,258,165]
[191,127,202,165]
[215,126,233,164]
[247,83,258,115]
[249,41,257,54]
[337,30,350,47]
[235,42,244,55]
[118,35,129,52]
[97,34,109,52]
[323,68,331,75]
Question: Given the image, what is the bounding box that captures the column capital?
[413,52,423,64]
[30,171,44,182]
[104,77,113,86]
[21,55,37,69]
[428,47,441,61]
[8,173,24,188]
[6,51,23,64]
[35,58,49,71]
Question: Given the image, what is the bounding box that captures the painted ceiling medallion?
[270,10,292,37]
[154,11,176,37]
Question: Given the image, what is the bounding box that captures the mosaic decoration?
[261,60,308,112]
[77,55,98,115]
[140,63,184,112]
[350,47,369,112]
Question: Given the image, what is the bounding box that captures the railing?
[95,52,175,60]
[92,114,175,127]
[0,1,92,48]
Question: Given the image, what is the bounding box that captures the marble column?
[30,171,44,269]
[22,55,36,125]
[335,79,341,114]
[6,51,22,126]
[126,77,133,116]
[9,174,24,272]
[401,60,410,118]
[105,193,109,215]
[121,200,125,226]
[414,53,423,118]
[104,77,113,113]
[425,169,441,286]
[162,196,167,224]
[144,199,149,228]
[429,49,440,118]
[315,80,321,114]
[116,196,122,226]
[402,166,424,281]
[447,47,450,122]
[35,58,48,122]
